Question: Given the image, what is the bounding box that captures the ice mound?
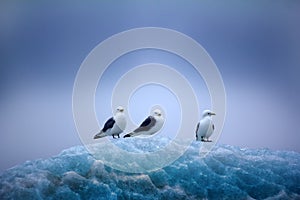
[1,137,300,199]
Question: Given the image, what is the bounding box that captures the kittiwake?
[93,106,127,139]
[123,109,164,138]
[195,110,216,142]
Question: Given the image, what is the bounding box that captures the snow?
[1,137,300,199]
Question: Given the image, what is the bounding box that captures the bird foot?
[201,139,212,142]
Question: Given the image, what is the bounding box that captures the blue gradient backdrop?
[0,1,299,172]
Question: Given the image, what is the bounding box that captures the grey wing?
[134,116,156,133]
[102,117,115,132]
[195,122,200,140]
[195,122,200,133]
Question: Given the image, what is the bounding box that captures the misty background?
[0,1,299,172]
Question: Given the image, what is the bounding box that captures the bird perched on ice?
[196,110,216,142]
[124,109,164,138]
[93,106,127,139]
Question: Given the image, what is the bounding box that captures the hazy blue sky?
[0,1,300,172]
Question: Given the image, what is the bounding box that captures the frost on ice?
[0,137,300,199]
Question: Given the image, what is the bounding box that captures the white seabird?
[94,106,127,139]
[123,109,164,138]
[195,110,216,142]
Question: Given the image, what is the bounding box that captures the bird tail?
[93,131,106,139]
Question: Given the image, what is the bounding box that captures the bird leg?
[112,134,116,139]
[117,134,120,138]
[201,136,205,142]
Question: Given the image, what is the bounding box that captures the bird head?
[152,109,162,117]
[116,106,125,113]
[202,110,216,117]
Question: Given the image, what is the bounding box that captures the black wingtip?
[93,131,104,139]
[123,134,131,138]
[93,135,99,139]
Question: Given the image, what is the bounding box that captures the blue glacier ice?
[0,137,300,200]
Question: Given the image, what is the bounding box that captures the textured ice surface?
[1,137,300,200]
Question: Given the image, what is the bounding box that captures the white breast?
[114,113,127,131]
[198,117,214,138]
[151,116,164,134]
